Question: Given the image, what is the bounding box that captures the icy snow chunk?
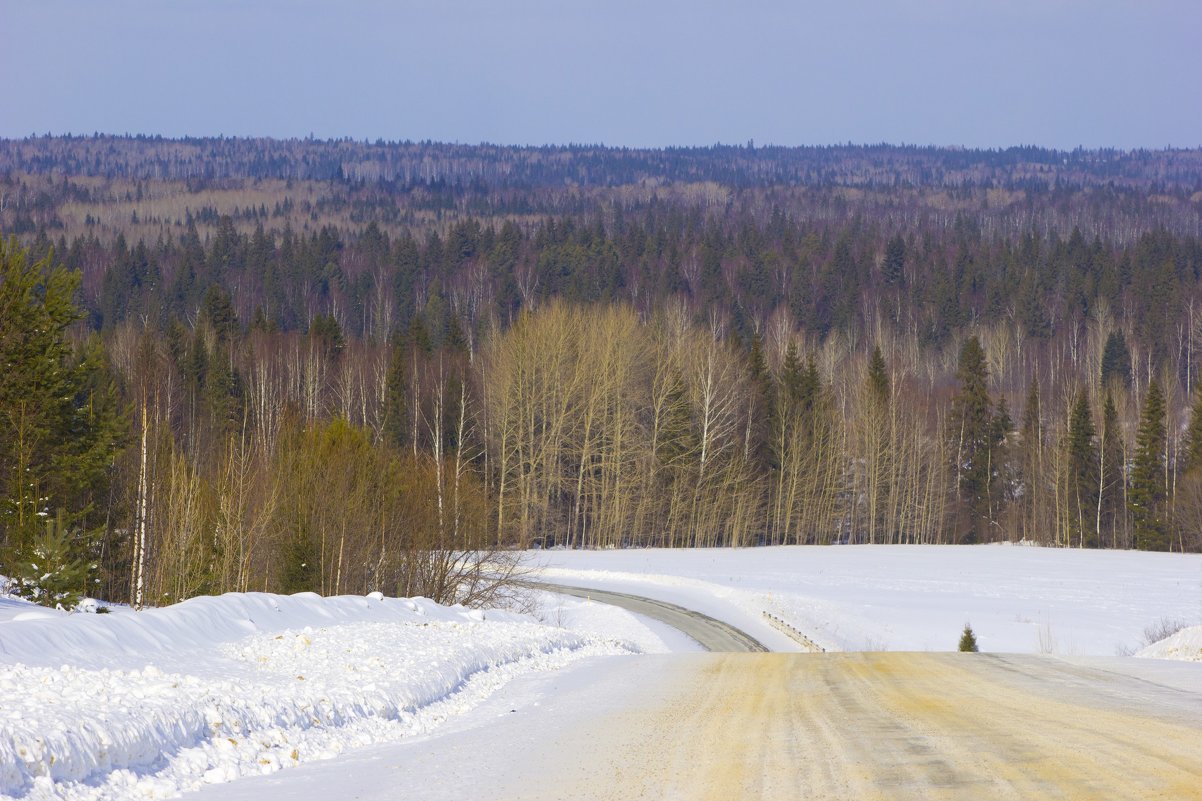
[203,764,238,784]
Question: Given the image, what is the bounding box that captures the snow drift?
[1138,624,1202,662]
[0,591,635,800]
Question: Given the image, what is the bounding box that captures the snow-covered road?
[529,582,768,651]
[185,651,1202,801]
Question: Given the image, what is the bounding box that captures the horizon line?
[4,132,1200,155]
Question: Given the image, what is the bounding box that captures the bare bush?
[1141,617,1189,647]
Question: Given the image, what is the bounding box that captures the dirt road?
[491,653,1202,801]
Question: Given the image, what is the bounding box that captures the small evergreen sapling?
[8,510,93,609]
[959,623,979,652]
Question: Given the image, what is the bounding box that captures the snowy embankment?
[1138,624,1202,662]
[0,590,655,801]
[533,544,1202,657]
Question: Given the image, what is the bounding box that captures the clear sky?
[3,0,1199,149]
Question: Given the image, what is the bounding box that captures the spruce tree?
[745,334,773,471]
[799,359,821,415]
[1182,382,1202,474]
[383,338,411,449]
[958,623,979,652]
[9,510,92,608]
[0,239,81,554]
[0,238,122,605]
[949,336,1003,542]
[1098,392,1124,547]
[406,312,433,355]
[1131,381,1168,550]
[309,313,345,358]
[1101,331,1132,390]
[774,343,805,475]
[280,530,319,594]
[201,284,239,345]
[780,343,803,404]
[865,345,892,542]
[882,234,905,285]
[992,396,1013,444]
[1067,390,1099,547]
[989,396,1014,527]
[867,345,889,406]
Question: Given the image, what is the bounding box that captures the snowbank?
[1138,625,1202,662]
[0,591,641,800]
[533,544,1202,656]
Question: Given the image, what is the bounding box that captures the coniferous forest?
[3,135,1202,607]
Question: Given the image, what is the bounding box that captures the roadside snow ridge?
[1137,624,1202,662]
[0,593,635,800]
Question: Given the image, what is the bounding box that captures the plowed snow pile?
[1138,625,1202,662]
[0,591,640,800]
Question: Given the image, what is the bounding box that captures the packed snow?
[532,544,1202,656]
[0,588,672,801]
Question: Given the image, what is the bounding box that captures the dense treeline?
[6,135,1202,189]
[3,137,1201,248]
[19,209,1202,372]
[3,136,1202,607]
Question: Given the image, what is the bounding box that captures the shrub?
[1142,617,1188,647]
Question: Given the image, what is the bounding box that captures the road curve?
[527,581,768,652]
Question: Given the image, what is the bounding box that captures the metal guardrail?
[763,611,825,653]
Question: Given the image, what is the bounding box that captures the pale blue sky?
[3,0,1199,148]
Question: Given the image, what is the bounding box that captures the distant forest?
[2,136,1202,607]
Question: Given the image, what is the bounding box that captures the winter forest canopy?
[3,135,1202,608]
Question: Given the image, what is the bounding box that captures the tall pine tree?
[1130,381,1168,550]
[1098,392,1125,548]
[1101,331,1132,390]
[867,345,889,405]
[882,234,905,285]
[949,336,1005,542]
[1067,390,1098,547]
[0,239,123,604]
[1181,382,1202,475]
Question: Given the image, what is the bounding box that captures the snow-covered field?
[0,589,672,801]
[3,543,1201,801]
[533,544,1202,656]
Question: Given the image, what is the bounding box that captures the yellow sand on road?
[502,653,1202,801]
